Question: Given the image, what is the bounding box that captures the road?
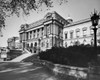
[0,62,67,80]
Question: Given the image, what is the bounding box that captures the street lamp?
[90,10,100,50]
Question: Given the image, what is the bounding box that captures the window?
[34,42,37,47]
[74,41,80,46]
[82,27,87,37]
[27,44,29,48]
[76,31,80,38]
[33,30,35,38]
[37,29,39,38]
[30,31,32,39]
[76,28,80,38]
[83,39,87,45]
[41,42,44,47]
[26,32,28,40]
[65,33,68,39]
[83,30,87,36]
[31,43,33,48]
[90,27,94,35]
[65,42,67,48]
[46,42,49,48]
[46,40,49,48]
[70,31,74,39]
[41,28,44,38]
[91,39,94,46]
[70,41,73,46]
[47,25,50,36]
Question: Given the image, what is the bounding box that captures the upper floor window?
[65,42,67,48]
[82,27,87,37]
[58,27,63,39]
[65,33,68,39]
[37,29,39,38]
[90,26,94,36]
[47,25,51,36]
[70,30,74,39]
[41,28,44,38]
[41,42,44,47]
[33,30,35,38]
[46,41,49,48]
[26,32,28,40]
[76,28,80,38]
[30,31,32,39]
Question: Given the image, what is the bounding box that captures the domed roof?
[67,15,73,20]
[66,15,73,23]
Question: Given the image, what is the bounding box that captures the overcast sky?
[0,0,100,47]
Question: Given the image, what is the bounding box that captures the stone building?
[7,37,21,49]
[63,18,100,47]
[19,11,68,52]
[19,11,100,52]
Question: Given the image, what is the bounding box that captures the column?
[39,28,42,38]
[31,31,33,39]
[35,30,37,38]
[32,30,34,39]
[28,31,30,39]
[44,25,47,37]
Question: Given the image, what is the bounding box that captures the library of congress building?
[19,11,100,52]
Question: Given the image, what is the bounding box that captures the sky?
[0,0,100,47]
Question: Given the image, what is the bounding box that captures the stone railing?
[53,64,88,79]
[87,65,100,80]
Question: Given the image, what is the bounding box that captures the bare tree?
[0,0,68,34]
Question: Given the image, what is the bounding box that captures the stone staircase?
[11,49,34,62]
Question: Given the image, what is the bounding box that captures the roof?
[65,18,91,28]
[19,11,68,32]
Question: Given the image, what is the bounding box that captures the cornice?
[65,17,100,28]
[64,18,91,28]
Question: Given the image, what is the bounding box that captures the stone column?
[39,28,42,38]
[44,25,47,38]
[35,30,37,38]
[28,32,30,39]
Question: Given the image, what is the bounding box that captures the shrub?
[39,46,100,67]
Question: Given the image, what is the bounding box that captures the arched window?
[91,39,94,46]
[31,43,33,48]
[70,41,73,46]
[76,28,80,38]
[74,41,80,46]
[27,44,29,48]
[82,27,87,37]
[34,42,37,47]
[83,39,87,45]
[65,42,67,48]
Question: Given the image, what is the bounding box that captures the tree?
[0,0,68,34]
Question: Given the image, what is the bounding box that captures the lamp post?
[52,17,54,48]
[90,10,99,51]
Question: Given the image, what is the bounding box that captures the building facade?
[63,18,100,47]
[19,11,68,52]
[7,37,21,49]
[19,11,100,52]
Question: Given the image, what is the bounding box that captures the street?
[0,62,66,80]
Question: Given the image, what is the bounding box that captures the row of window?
[27,40,51,49]
[64,27,94,39]
[65,39,94,47]
[27,27,44,40]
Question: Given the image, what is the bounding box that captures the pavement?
[0,62,67,80]
[11,49,34,62]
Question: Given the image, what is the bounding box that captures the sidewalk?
[11,49,34,62]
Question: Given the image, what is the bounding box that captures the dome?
[66,15,73,23]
